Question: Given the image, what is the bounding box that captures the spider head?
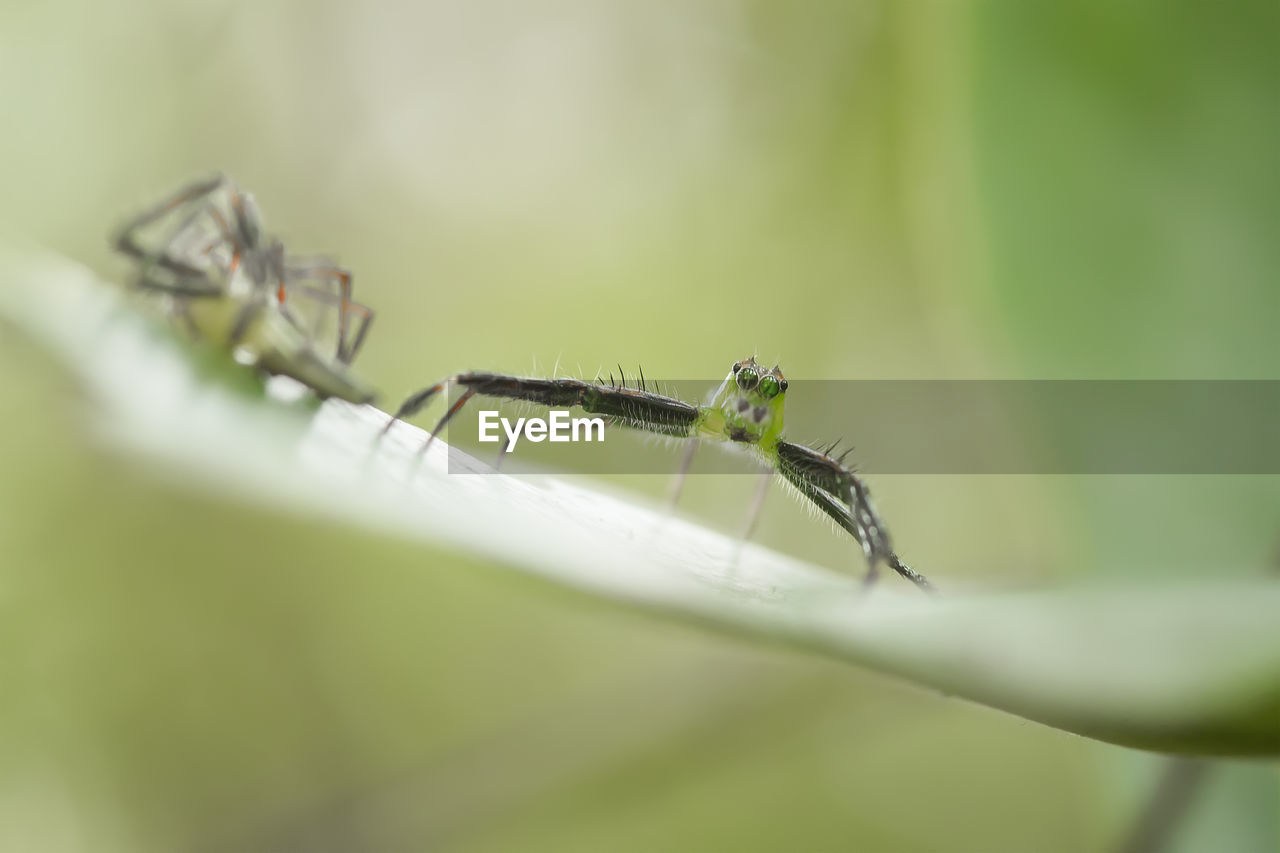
[711,356,788,445]
[731,357,787,400]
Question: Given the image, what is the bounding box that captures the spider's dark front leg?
[383,373,701,452]
[383,374,598,447]
[578,381,701,437]
[776,440,890,558]
[776,439,931,591]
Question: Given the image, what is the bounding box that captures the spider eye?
[732,363,741,374]
[758,374,780,398]
[779,378,788,392]
[736,366,758,390]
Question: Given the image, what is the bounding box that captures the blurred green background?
[1,1,1277,850]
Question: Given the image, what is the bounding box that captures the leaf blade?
[4,247,1278,756]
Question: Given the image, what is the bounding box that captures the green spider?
[112,174,377,404]
[384,357,932,590]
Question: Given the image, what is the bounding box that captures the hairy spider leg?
[384,373,702,452]
[780,468,931,590]
[774,439,930,590]
[886,554,931,590]
[776,440,888,556]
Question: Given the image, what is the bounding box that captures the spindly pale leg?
[280,270,375,365]
[740,471,773,541]
[284,259,369,364]
[667,440,699,507]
